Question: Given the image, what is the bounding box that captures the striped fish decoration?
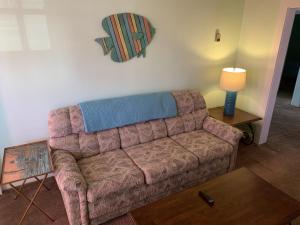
[95,13,156,63]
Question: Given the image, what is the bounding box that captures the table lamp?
[220,67,246,116]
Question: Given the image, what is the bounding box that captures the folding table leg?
[34,176,50,191]
[14,179,27,200]
[10,174,55,225]
[14,176,50,201]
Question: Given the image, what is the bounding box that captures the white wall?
[236,0,281,114]
[236,0,300,143]
[0,0,245,160]
[235,0,282,142]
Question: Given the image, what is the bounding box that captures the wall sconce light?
[215,29,221,42]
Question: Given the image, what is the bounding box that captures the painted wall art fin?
[95,13,156,63]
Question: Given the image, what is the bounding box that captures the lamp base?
[224,91,237,116]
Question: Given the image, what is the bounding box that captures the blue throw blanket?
[79,92,177,133]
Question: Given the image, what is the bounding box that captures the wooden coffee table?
[130,168,300,225]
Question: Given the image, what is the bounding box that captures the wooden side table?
[0,141,55,225]
[208,107,262,144]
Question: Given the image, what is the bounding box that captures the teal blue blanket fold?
[79,92,177,133]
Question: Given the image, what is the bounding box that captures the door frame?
[259,1,300,144]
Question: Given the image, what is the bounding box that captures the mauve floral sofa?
[48,90,243,225]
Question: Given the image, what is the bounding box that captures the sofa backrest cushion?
[49,106,121,159]
[165,108,208,137]
[48,134,82,159]
[48,107,73,138]
[181,114,196,132]
[97,128,120,153]
[189,90,206,110]
[118,119,168,148]
[48,90,207,158]
[165,117,185,136]
[78,132,99,158]
[119,125,140,148]
[136,122,154,144]
[172,90,206,116]
[69,105,85,134]
[49,129,121,159]
[149,119,168,139]
[193,109,209,129]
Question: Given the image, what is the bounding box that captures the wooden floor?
[237,93,300,225]
[1,94,300,225]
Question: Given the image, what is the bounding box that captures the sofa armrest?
[203,116,243,146]
[52,150,87,192]
[52,150,89,225]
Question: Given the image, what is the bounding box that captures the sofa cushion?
[48,107,72,138]
[165,117,185,136]
[171,130,233,164]
[87,157,230,220]
[77,150,145,202]
[172,90,195,115]
[188,90,206,110]
[136,122,154,144]
[181,114,196,132]
[96,128,120,153]
[124,138,198,185]
[149,119,168,139]
[69,105,84,134]
[79,132,100,158]
[119,125,140,148]
[193,109,208,129]
[49,134,82,159]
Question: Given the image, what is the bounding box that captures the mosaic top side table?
[0,141,55,225]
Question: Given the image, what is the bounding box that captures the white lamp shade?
[220,67,246,92]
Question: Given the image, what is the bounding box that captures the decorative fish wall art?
[95,13,156,63]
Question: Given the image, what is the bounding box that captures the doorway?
[267,13,300,151]
[278,14,300,102]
